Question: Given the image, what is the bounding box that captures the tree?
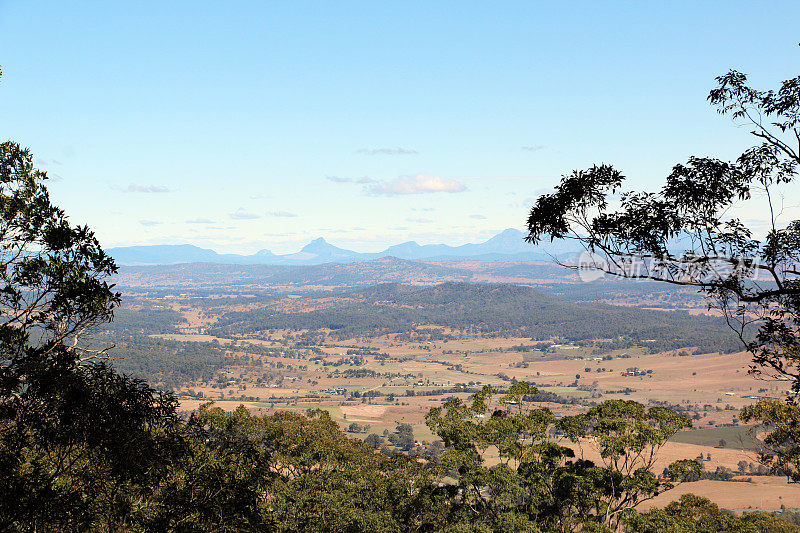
[526,68,800,388]
[389,423,415,451]
[425,382,696,531]
[0,139,119,379]
[559,399,696,529]
[0,133,180,527]
[365,433,383,449]
[741,398,800,482]
[525,61,800,480]
[176,405,452,532]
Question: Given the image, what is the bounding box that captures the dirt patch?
[342,405,388,419]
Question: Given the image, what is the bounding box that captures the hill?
[209,282,742,353]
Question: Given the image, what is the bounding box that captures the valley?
[97,258,800,513]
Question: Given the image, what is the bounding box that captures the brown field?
[562,440,759,473]
[172,331,786,438]
[640,477,800,512]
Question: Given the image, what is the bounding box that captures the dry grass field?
[639,477,800,512]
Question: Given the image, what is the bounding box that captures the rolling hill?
[208,282,742,353]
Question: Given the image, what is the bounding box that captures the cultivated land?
[100,259,800,513]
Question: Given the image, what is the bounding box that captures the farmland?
[93,263,800,513]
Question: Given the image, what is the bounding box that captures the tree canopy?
[526,68,800,388]
[526,63,800,482]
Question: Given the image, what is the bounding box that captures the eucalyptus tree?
[425,383,696,531]
[525,64,800,480]
[0,137,179,530]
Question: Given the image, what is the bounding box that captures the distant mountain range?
[108,228,584,266]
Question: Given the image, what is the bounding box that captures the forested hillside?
[209,282,742,353]
[104,335,228,389]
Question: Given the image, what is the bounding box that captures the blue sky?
[1,2,798,253]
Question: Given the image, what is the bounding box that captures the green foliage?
[525,57,800,482]
[102,307,188,334]
[0,142,119,351]
[0,141,179,530]
[388,423,415,451]
[103,334,228,388]
[133,405,452,532]
[741,398,800,482]
[425,385,694,531]
[0,360,180,531]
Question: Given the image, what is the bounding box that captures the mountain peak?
[483,228,527,247]
[301,237,333,253]
[489,228,525,239]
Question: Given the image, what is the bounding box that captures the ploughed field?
[96,278,799,512]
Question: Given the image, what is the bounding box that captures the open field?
[670,425,762,450]
[639,477,800,513]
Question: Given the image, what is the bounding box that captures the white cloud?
[125,184,171,193]
[469,214,487,219]
[356,147,417,155]
[186,218,214,224]
[139,220,161,226]
[266,211,299,218]
[366,174,466,196]
[230,208,260,220]
[327,175,376,184]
